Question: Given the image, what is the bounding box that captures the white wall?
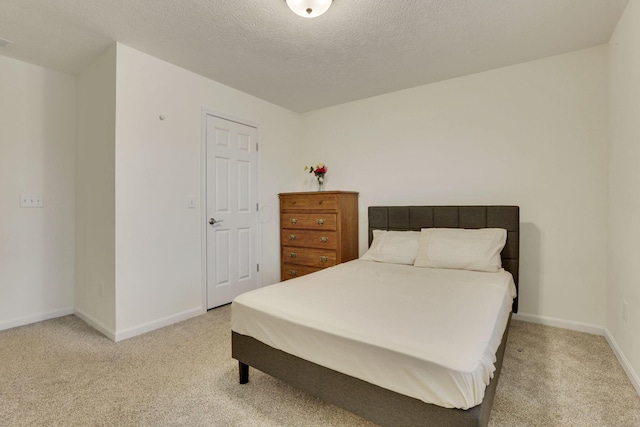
[0,36,621,359]
[0,56,76,329]
[113,44,301,338]
[75,45,117,335]
[607,0,640,393]
[301,46,609,329]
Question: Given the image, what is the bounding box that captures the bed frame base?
[232,315,510,427]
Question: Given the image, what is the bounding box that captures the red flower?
[305,163,327,177]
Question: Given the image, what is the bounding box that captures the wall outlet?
[622,301,628,322]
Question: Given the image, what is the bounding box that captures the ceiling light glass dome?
[286,0,333,18]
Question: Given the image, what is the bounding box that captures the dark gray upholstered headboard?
[368,206,519,313]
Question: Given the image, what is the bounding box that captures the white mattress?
[231,259,516,409]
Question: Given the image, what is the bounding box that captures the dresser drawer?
[281,194,338,211]
[283,246,337,268]
[282,213,337,230]
[280,195,309,210]
[281,230,337,249]
[281,263,322,280]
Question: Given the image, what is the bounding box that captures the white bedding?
[231,259,517,409]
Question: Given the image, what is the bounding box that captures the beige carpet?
[1,306,639,427]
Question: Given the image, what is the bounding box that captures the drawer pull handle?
[319,256,328,263]
[290,201,296,205]
[319,200,323,205]
[290,218,298,224]
[316,218,325,225]
[289,234,297,240]
[289,270,297,276]
[290,253,297,258]
[319,237,328,243]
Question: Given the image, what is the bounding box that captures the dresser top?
[279,191,359,196]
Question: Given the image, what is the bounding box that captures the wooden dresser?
[279,191,359,281]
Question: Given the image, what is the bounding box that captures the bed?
[231,205,519,427]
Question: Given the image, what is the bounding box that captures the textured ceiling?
[0,0,630,113]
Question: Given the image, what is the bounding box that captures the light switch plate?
[20,194,43,208]
[187,196,196,208]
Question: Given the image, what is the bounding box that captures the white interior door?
[206,114,259,309]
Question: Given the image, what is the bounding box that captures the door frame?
[200,108,262,310]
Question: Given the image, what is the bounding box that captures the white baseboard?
[18,306,206,343]
[113,307,205,342]
[512,312,605,336]
[0,307,74,332]
[604,328,640,396]
[73,308,116,341]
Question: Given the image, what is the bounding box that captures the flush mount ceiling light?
[285,0,333,18]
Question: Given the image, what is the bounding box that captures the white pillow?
[360,230,421,265]
[414,228,507,272]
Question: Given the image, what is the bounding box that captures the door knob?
[209,218,223,225]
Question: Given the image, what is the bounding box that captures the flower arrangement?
[304,162,327,191]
